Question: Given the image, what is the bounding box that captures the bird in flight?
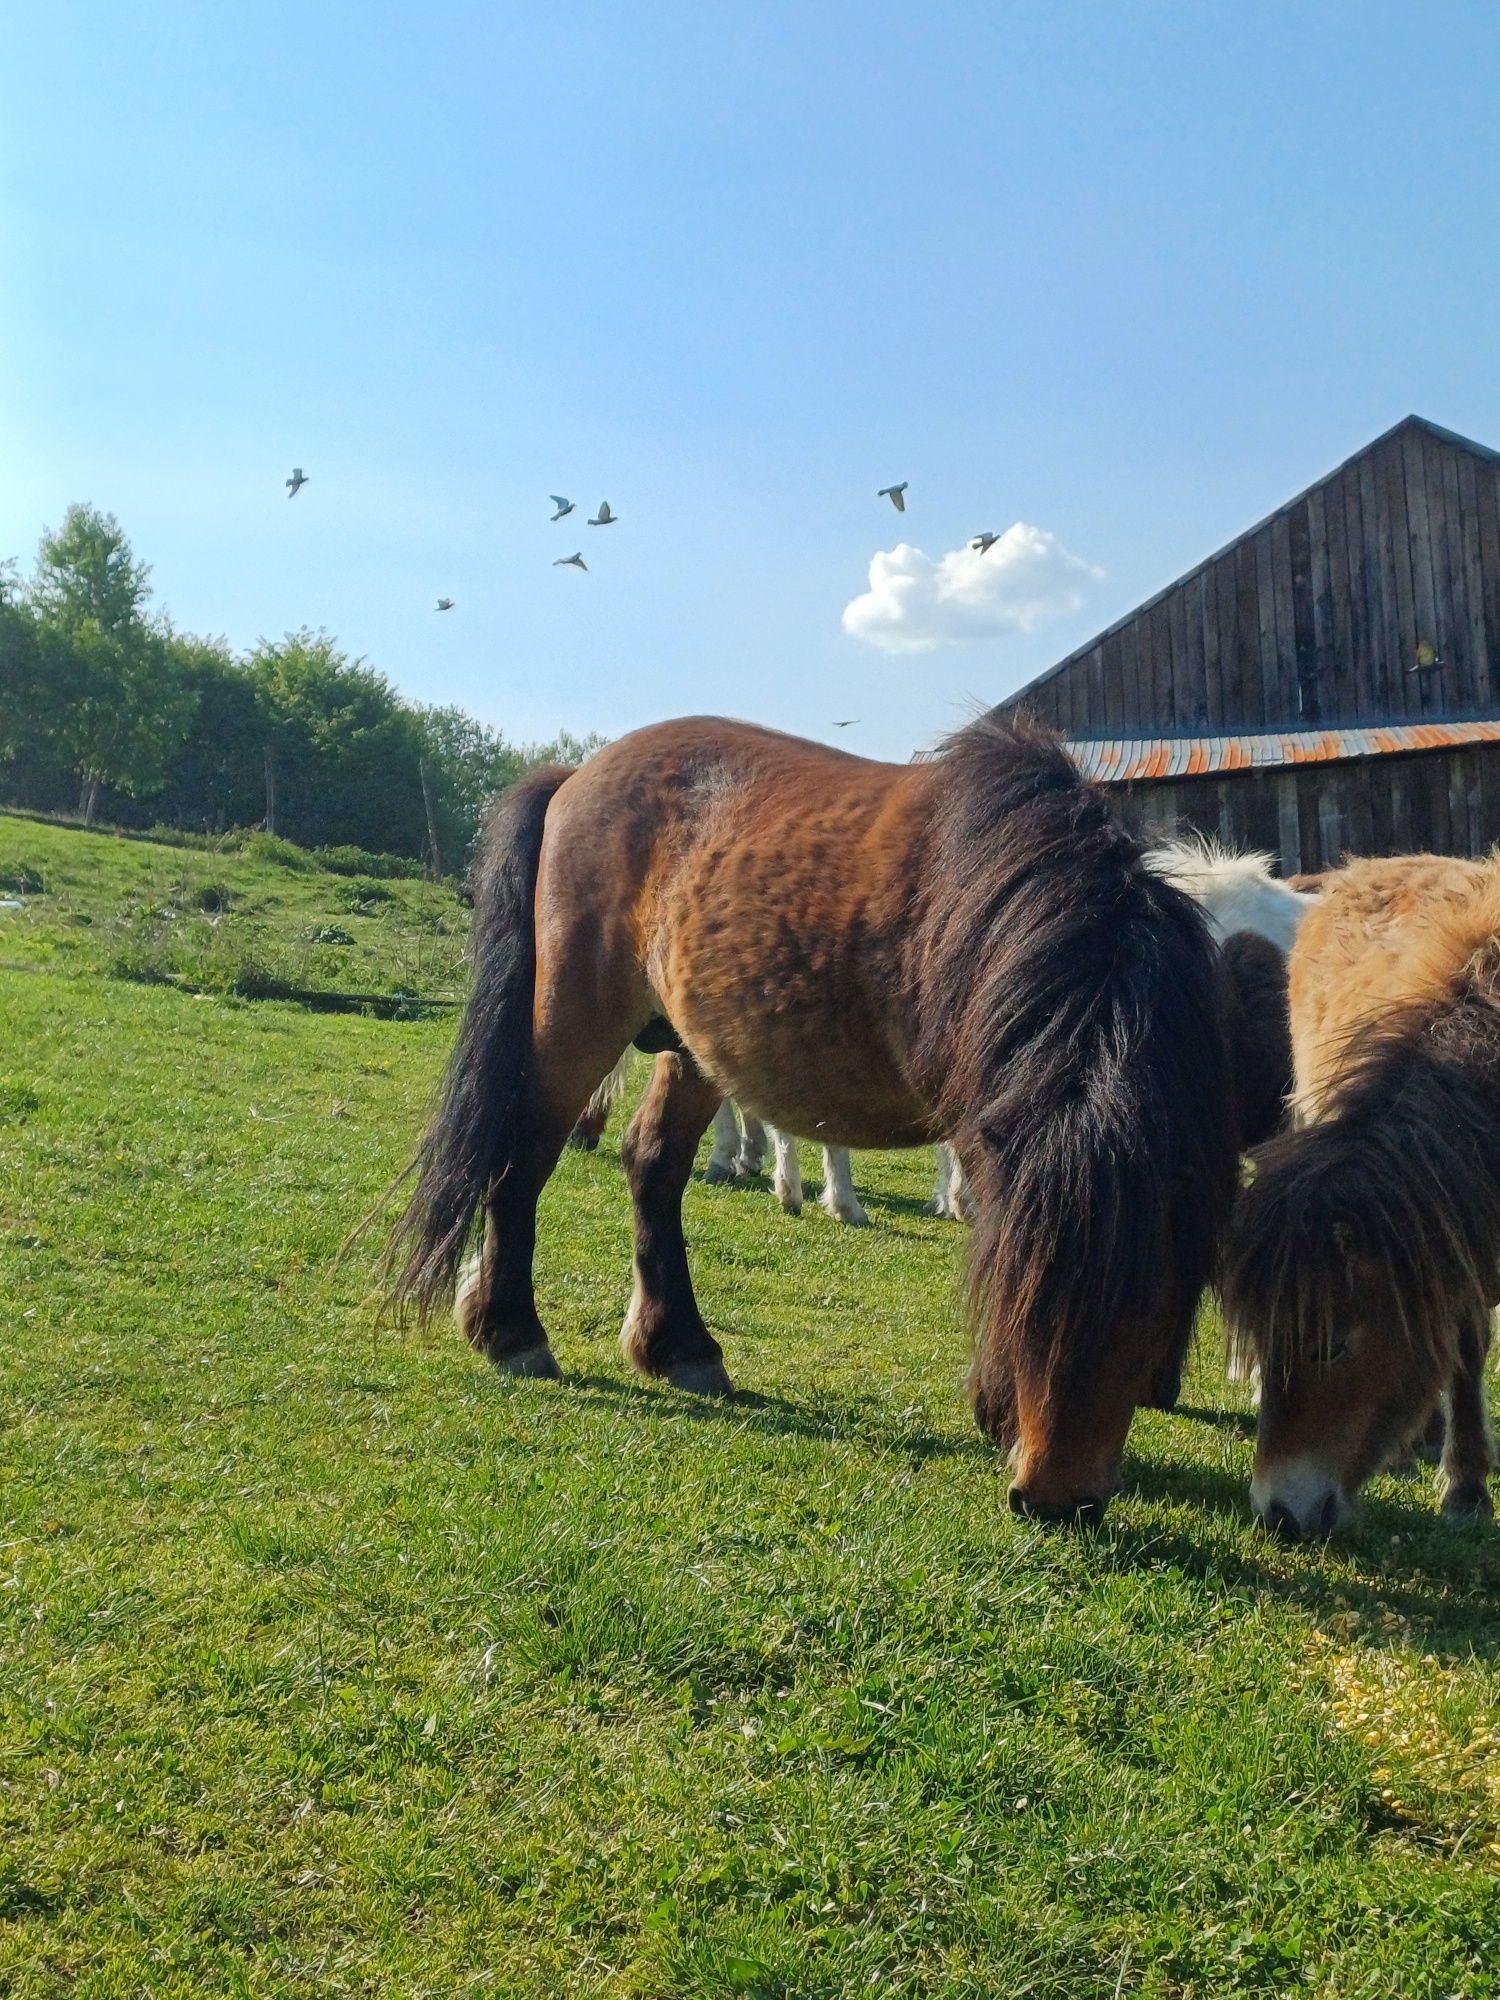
[286,467,308,498]
[970,532,1001,554]
[435,598,454,611]
[833,719,860,728]
[550,496,575,521]
[554,552,588,571]
[588,501,617,526]
[878,483,908,512]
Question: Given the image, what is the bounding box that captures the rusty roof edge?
[1068,718,1500,781]
[1058,705,1500,746]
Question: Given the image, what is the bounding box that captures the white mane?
[1147,834,1315,955]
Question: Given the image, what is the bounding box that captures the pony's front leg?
[620,1052,733,1396]
[770,1128,803,1215]
[703,1098,741,1184]
[1438,1307,1495,1521]
[819,1146,868,1226]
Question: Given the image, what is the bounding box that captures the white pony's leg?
[736,1110,768,1178]
[818,1145,868,1226]
[770,1127,803,1215]
[703,1098,740,1184]
[925,1142,967,1220]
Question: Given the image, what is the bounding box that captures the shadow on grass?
[1169,1400,1256,1441]
[561,1369,987,1466]
[1112,1453,1500,1657]
[518,1347,1500,1652]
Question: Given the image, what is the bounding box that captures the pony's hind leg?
[620,1052,734,1396]
[460,1036,629,1379]
[819,1146,869,1226]
[703,1099,741,1185]
[736,1111,768,1177]
[1439,1307,1495,1521]
[925,1142,968,1221]
[770,1128,804,1215]
[566,1051,629,1151]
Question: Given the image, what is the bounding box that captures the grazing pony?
[720,837,1309,1231]
[388,715,1237,1522]
[1224,854,1500,1536]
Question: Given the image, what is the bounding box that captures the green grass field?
[2,810,1498,1997]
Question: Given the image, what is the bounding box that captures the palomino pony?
[388,715,1237,1522]
[1224,854,1500,1536]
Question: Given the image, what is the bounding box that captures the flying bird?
[286,467,308,498]
[833,719,860,728]
[550,496,575,521]
[878,483,908,512]
[588,501,617,526]
[970,532,1001,554]
[554,552,587,571]
[435,598,454,611]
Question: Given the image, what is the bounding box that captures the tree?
[0,562,47,769]
[32,504,152,631]
[147,629,260,833]
[28,506,196,823]
[247,630,428,853]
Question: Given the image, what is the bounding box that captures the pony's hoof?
[824,1200,870,1227]
[566,1129,599,1153]
[1440,1482,1494,1522]
[702,1160,734,1186]
[491,1343,563,1381]
[667,1358,735,1398]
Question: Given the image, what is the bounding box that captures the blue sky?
[5,3,1500,759]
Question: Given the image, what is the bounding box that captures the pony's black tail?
[385,765,573,1318]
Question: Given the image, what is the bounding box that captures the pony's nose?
[1259,1489,1342,1541]
[1008,1484,1107,1527]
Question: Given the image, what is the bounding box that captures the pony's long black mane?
[1224,976,1500,1383]
[909,716,1237,1415]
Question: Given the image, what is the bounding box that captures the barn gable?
[995,415,1500,742]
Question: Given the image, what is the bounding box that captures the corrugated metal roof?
[1067,718,1500,783]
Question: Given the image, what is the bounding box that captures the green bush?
[235,832,315,872]
[335,880,398,913]
[312,843,427,880]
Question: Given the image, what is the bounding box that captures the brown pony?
[1224,854,1500,1536]
[387,716,1237,1522]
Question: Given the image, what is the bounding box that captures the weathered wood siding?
[1001,419,1500,736]
[1108,743,1500,876]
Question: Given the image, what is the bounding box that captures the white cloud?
[841,523,1102,655]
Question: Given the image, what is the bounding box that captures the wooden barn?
[993,415,1500,873]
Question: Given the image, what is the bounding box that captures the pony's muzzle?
[1007,1483,1108,1528]
[1252,1474,1348,1541]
